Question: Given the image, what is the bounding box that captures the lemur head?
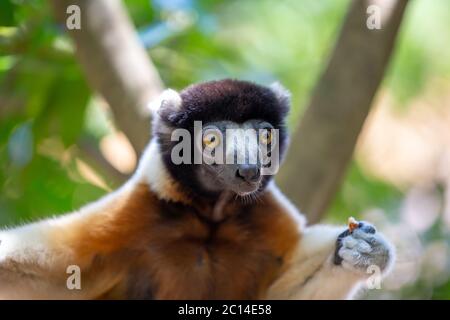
[151,79,290,200]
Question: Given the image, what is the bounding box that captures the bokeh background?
[1,0,450,299]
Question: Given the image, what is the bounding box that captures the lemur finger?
[334,225,374,265]
[342,236,358,248]
[334,228,350,265]
[342,236,372,253]
[337,229,351,240]
[357,241,372,253]
[338,247,361,265]
[352,228,378,245]
[357,221,376,234]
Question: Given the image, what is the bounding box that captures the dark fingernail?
[359,222,376,234]
[337,229,351,239]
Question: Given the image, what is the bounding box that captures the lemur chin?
[0,79,395,300]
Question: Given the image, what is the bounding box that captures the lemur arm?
[267,223,394,300]
[0,180,144,299]
[262,184,394,300]
[267,225,362,299]
[0,219,93,299]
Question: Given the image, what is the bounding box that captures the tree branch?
[278,0,409,223]
[77,137,129,186]
[50,0,164,155]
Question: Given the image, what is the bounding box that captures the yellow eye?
[203,131,220,149]
[260,130,272,145]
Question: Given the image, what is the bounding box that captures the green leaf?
[0,0,16,26]
[33,68,91,146]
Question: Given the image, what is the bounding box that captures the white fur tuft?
[269,82,291,103]
[147,89,182,116]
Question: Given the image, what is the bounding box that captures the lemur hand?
[333,222,394,275]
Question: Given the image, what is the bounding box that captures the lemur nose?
[236,165,261,183]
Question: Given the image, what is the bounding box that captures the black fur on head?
[152,79,291,201]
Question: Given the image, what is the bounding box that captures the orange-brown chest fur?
[65,184,301,300]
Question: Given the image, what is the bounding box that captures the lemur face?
[152,79,290,199]
[195,119,275,195]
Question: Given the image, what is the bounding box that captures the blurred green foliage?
[1,0,450,299]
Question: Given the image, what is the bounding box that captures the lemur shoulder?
[0,79,395,299]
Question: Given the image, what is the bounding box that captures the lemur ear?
[269,82,291,107]
[148,89,183,121]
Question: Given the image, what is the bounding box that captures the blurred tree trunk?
[50,0,164,155]
[278,0,409,223]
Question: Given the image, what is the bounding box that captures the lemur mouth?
[233,181,261,196]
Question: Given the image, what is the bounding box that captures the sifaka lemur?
[0,79,394,299]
